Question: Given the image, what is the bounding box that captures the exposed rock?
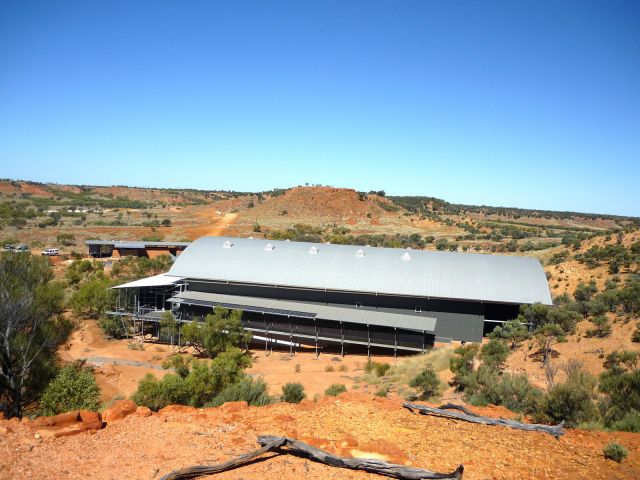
[32,411,79,428]
[102,399,137,423]
[135,406,152,417]
[219,401,248,413]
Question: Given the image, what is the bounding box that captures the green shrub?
[480,339,510,368]
[375,387,388,397]
[98,315,127,339]
[450,344,480,390]
[38,363,101,416]
[585,315,612,338]
[282,383,306,403]
[465,366,542,414]
[325,383,347,397]
[610,410,640,433]
[132,347,251,410]
[538,370,598,427]
[181,308,252,358]
[632,323,640,343]
[603,442,628,463]
[70,277,116,319]
[489,319,530,349]
[206,377,272,407]
[364,360,391,377]
[409,365,440,400]
[599,351,640,426]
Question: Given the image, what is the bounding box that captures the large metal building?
[111,236,551,354]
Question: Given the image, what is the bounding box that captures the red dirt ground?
[1,393,638,480]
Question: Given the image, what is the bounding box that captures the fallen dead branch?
[402,402,564,439]
[160,435,464,480]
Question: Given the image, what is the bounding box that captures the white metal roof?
[112,273,183,289]
[167,236,552,305]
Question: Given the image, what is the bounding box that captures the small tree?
[181,308,251,358]
[69,277,116,319]
[480,339,510,369]
[159,311,178,346]
[535,323,565,366]
[489,319,530,349]
[38,362,101,416]
[282,382,306,403]
[56,233,76,246]
[0,253,71,418]
[409,365,440,400]
[161,218,171,227]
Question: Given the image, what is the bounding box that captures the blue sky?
[1,1,639,216]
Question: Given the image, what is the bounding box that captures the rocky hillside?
[2,179,637,256]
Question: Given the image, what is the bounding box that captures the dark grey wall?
[185,279,516,343]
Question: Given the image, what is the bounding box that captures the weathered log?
[160,435,464,480]
[258,435,464,479]
[159,437,285,480]
[436,403,479,417]
[403,402,564,439]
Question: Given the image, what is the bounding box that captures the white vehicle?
[42,248,60,256]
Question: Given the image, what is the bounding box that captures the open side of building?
[86,240,190,258]
[109,236,552,354]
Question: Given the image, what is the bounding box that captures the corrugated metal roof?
[169,290,437,332]
[112,273,183,289]
[168,236,552,305]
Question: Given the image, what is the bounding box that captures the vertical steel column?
[394,327,397,358]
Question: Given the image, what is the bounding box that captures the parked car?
[13,244,30,253]
[42,248,60,256]
[3,244,15,252]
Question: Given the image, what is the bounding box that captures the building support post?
[315,319,319,358]
[367,324,371,359]
[394,327,397,359]
[340,322,344,357]
[289,317,293,357]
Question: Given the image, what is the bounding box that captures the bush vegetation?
[0,252,73,418]
[205,377,272,407]
[408,365,440,400]
[181,308,251,358]
[38,362,101,416]
[603,442,628,463]
[282,383,306,403]
[132,348,251,410]
[325,383,347,397]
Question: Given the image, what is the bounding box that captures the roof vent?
[356,248,365,258]
[402,251,411,261]
[223,240,233,249]
[308,246,319,255]
[248,236,254,240]
[285,239,290,242]
[264,243,275,252]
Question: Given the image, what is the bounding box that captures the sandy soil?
[61,320,404,402]
[2,393,639,480]
[504,317,640,389]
